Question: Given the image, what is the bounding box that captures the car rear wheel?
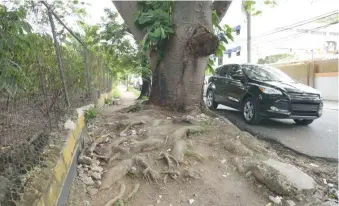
[293,119,314,125]
[243,97,261,125]
[206,90,218,110]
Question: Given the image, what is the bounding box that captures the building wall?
[271,59,338,100]
[314,73,338,101]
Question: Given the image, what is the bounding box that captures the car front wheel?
[243,97,261,125]
[206,90,218,110]
[293,119,314,125]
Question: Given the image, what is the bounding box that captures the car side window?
[227,65,244,80]
[218,65,229,77]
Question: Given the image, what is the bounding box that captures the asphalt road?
[215,103,338,160]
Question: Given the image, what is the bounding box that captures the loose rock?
[91,172,102,180]
[286,200,296,206]
[87,188,98,196]
[269,195,282,204]
[91,165,103,173]
[189,199,195,204]
[79,174,95,186]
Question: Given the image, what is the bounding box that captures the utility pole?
[43,1,70,107]
[246,12,252,63]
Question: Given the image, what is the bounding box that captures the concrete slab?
[251,158,316,195]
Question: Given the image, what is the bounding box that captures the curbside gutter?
[35,90,113,206]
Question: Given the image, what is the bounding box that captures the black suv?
[206,64,323,125]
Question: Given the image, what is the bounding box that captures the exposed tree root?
[87,133,111,156]
[183,168,202,179]
[222,139,253,156]
[124,183,140,202]
[158,151,179,170]
[130,138,164,153]
[163,174,168,185]
[120,120,146,137]
[161,171,181,180]
[104,182,126,206]
[171,140,186,162]
[168,126,204,144]
[134,156,160,182]
[184,149,204,163]
[100,159,134,190]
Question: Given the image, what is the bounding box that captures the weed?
[114,200,122,206]
[85,107,97,122]
[104,98,111,105]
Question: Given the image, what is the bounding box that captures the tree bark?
[138,71,151,99]
[113,1,221,113]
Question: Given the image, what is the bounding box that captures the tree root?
[104,182,126,206]
[163,174,168,185]
[158,151,179,170]
[124,183,140,202]
[161,171,180,177]
[100,159,134,190]
[183,168,202,179]
[184,149,204,162]
[87,133,111,156]
[130,138,164,153]
[171,140,186,162]
[120,120,146,137]
[168,126,204,144]
[134,156,160,182]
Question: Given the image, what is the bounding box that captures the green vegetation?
[85,107,97,122]
[113,87,120,99]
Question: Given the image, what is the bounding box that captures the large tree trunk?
[114,1,221,113]
[138,71,151,99]
[148,2,215,113]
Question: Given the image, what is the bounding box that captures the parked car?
[206,64,323,125]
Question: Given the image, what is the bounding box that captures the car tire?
[293,119,314,125]
[206,90,218,110]
[242,97,261,125]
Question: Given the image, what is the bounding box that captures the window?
[217,65,229,76]
[242,64,296,83]
[227,65,243,80]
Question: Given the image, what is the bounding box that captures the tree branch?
[112,1,145,42]
[212,1,232,23]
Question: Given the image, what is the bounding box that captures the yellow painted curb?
[36,89,112,206]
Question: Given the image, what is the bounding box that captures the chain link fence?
[0,4,112,205]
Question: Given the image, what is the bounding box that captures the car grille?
[291,103,319,116]
[288,93,320,100]
[274,100,289,110]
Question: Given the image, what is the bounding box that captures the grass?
[113,87,120,99]
[85,107,97,122]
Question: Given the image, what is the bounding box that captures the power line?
[262,21,338,45]
[250,10,338,41]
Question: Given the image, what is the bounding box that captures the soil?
[66,86,338,206]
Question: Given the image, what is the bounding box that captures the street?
[215,102,338,160]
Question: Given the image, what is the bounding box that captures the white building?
[214,0,338,66]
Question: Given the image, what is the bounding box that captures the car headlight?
[259,86,282,95]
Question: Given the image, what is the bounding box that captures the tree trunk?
[138,70,151,99]
[147,1,215,113]
[114,1,220,113]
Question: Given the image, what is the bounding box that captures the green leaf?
[153,27,162,38]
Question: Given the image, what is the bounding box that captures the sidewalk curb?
[35,89,113,206]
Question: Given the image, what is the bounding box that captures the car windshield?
[242,64,296,83]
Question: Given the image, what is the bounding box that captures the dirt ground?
[66,87,338,206]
